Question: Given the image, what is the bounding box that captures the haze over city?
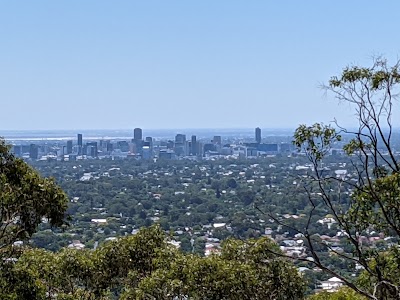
[3,1,400,298]
[1,1,400,130]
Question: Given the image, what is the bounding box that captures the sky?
[1,1,400,131]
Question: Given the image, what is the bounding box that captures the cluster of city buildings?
[11,127,294,161]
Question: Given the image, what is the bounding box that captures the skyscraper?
[29,144,38,159]
[191,135,197,155]
[175,134,186,144]
[12,145,22,157]
[77,134,83,155]
[175,134,186,156]
[213,136,222,145]
[66,140,73,154]
[86,142,98,157]
[255,127,261,144]
[77,134,83,147]
[134,128,142,141]
[145,137,153,150]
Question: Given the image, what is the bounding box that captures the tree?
[227,178,238,189]
[291,58,400,299]
[122,231,306,299]
[0,138,69,253]
[1,226,305,300]
[0,138,69,298]
[308,287,367,300]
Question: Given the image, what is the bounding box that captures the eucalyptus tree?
[2,226,306,299]
[0,138,69,298]
[291,58,400,299]
[0,138,69,253]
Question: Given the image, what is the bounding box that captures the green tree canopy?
[293,58,400,299]
[1,225,306,299]
[0,138,69,252]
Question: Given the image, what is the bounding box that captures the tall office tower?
[117,141,130,152]
[29,144,38,159]
[213,136,222,145]
[191,135,197,155]
[77,134,83,147]
[255,127,261,144]
[77,134,83,155]
[86,142,98,157]
[99,140,105,151]
[175,134,186,144]
[204,143,217,153]
[12,145,22,157]
[106,142,113,152]
[134,128,143,140]
[145,137,153,152]
[66,140,73,154]
[174,134,186,156]
[142,145,151,160]
[167,140,174,149]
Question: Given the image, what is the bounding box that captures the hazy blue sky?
[1,1,399,130]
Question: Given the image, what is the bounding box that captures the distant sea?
[0,128,295,142]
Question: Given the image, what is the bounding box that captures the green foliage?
[293,123,341,161]
[124,229,306,300]
[0,138,69,250]
[347,173,400,233]
[329,60,400,90]
[294,58,400,299]
[356,247,400,299]
[0,225,306,299]
[226,178,238,188]
[308,287,367,300]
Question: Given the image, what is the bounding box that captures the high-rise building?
[77,134,83,147]
[142,145,151,160]
[204,143,216,153]
[29,144,38,159]
[213,136,222,145]
[175,134,186,144]
[257,143,278,153]
[116,141,130,152]
[145,137,153,149]
[66,140,73,154]
[255,127,261,144]
[167,140,174,149]
[77,134,83,155]
[106,142,114,152]
[86,142,98,157]
[175,134,186,156]
[191,135,197,155]
[12,145,22,157]
[134,128,142,141]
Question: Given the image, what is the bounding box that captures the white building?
[320,277,344,292]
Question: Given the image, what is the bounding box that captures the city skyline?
[10,126,298,161]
